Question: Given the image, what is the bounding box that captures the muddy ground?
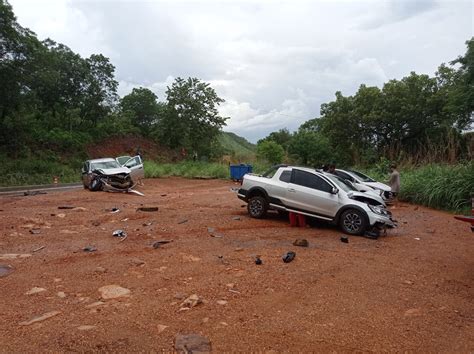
[0,178,473,352]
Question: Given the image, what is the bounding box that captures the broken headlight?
[368,204,389,216]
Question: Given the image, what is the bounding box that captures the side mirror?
[331,187,339,194]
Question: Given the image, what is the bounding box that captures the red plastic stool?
[297,214,306,227]
[289,212,299,226]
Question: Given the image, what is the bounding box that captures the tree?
[160,77,228,156]
[288,131,331,167]
[257,128,292,150]
[121,87,160,134]
[257,140,285,164]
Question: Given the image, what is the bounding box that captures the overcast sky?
[9,0,474,142]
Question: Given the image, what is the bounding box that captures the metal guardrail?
[0,183,82,196]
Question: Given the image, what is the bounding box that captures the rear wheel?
[340,209,368,235]
[247,196,268,219]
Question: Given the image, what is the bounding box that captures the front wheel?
[247,196,268,219]
[340,209,368,235]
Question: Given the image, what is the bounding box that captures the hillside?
[218,132,256,159]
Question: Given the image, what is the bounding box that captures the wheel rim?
[343,212,362,232]
[249,199,263,215]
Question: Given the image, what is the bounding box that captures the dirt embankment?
[0,178,473,352]
[86,135,181,162]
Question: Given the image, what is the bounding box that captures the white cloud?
[9,0,473,142]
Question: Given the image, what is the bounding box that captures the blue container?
[230,164,253,180]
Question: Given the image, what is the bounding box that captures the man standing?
[388,164,400,206]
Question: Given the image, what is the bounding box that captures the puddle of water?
[0,264,14,277]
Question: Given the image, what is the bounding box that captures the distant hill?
[218,132,256,159]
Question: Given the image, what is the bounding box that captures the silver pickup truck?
[237,165,395,235]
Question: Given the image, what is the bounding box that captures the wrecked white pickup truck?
[81,156,144,193]
[237,165,395,235]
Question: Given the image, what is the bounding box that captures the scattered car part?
[112,230,127,238]
[83,246,97,252]
[282,251,296,263]
[340,235,349,243]
[137,207,159,212]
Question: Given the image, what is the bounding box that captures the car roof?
[88,158,117,163]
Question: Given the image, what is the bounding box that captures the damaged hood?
[365,181,391,192]
[94,167,131,175]
[347,191,385,206]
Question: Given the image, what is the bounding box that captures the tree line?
[258,38,474,167]
[0,0,227,159]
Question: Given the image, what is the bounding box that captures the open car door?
[120,155,144,183]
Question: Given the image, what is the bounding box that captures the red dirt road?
[0,178,473,352]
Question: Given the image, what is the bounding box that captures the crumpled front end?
[92,169,133,190]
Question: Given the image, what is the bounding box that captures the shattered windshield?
[349,170,375,182]
[91,161,121,170]
[325,174,357,193]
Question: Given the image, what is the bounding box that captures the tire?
[247,196,268,219]
[340,208,368,235]
[90,177,103,192]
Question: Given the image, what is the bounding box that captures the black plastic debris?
[29,229,41,235]
[293,239,308,247]
[83,246,97,252]
[282,251,296,263]
[110,207,120,213]
[364,230,379,239]
[137,207,159,212]
[340,235,349,243]
[255,256,263,265]
[58,206,75,210]
[112,229,127,238]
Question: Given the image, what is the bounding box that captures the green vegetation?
[217,132,256,160]
[359,162,474,213]
[0,155,80,186]
[144,160,269,179]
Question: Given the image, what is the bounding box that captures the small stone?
[91,221,101,227]
[293,239,309,247]
[404,308,421,316]
[57,291,66,298]
[130,258,146,266]
[403,280,414,285]
[95,267,107,273]
[0,264,14,278]
[174,293,186,300]
[157,324,168,333]
[0,253,31,260]
[19,311,61,326]
[175,333,211,353]
[226,283,235,288]
[179,294,202,310]
[29,229,41,235]
[25,287,47,295]
[220,322,228,326]
[234,247,244,252]
[77,325,96,331]
[217,300,228,305]
[232,216,241,221]
[85,301,105,309]
[56,213,66,218]
[98,285,131,299]
[202,317,209,323]
[54,278,62,282]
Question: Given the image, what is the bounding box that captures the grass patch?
[0,156,80,186]
[361,162,474,213]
